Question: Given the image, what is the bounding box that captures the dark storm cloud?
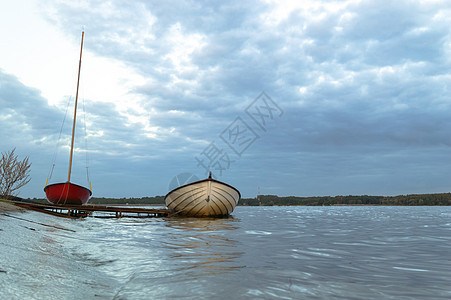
[0,70,62,144]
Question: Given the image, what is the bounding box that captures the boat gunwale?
[164,177,241,201]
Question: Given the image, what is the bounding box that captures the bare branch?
[0,148,32,199]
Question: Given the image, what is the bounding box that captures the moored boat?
[164,172,241,217]
[44,182,92,205]
[44,31,92,205]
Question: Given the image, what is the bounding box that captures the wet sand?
[0,201,26,212]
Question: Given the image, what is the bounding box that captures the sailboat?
[164,172,240,217]
[44,31,92,205]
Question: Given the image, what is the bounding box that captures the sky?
[1,0,451,199]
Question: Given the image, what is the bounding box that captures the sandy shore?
[0,201,26,212]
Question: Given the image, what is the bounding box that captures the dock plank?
[12,201,171,218]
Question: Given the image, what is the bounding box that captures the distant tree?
[0,148,31,199]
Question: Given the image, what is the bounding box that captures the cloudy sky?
[1,0,451,199]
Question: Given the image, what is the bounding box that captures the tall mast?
[68,31,84,182]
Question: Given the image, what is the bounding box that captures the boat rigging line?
[45,96,72,187]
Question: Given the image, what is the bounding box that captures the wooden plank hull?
[164,177,240,217]
[44,182,92,205]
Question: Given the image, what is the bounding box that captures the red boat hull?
[44,182,92,205]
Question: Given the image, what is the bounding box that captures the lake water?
[1,206,450,299]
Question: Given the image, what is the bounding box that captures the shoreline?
[0,201,26,213]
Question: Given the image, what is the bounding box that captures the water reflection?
[163,217,244,276]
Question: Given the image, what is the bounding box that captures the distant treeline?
[240,194,451,206]
[89,196,165,205]
[21,193,451,206]
[21,196,166,205]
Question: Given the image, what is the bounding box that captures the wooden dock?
[12,201,171,219]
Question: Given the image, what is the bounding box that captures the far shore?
[3,191,451,210]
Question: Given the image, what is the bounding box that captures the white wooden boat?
[164,173,240,217]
